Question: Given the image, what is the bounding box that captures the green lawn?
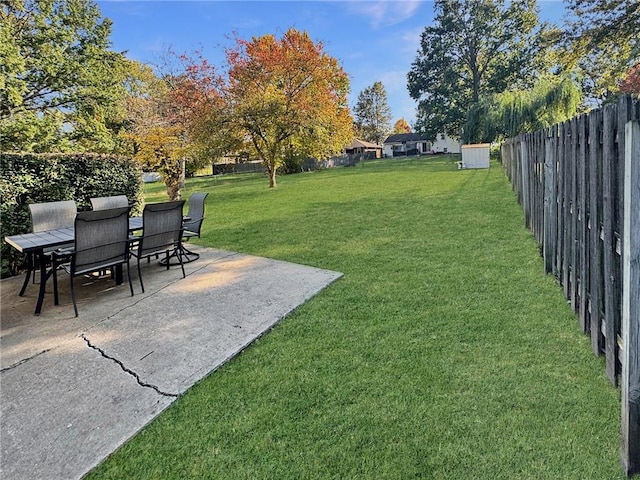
[88,156,623,479]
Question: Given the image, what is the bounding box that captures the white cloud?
[348,0,422,28]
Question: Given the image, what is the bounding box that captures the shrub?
[0,153,143,277]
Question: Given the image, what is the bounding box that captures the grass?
[88,156,623,479]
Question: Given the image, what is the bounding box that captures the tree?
[172,52,244,171]
[226,28,353,187]
[563,0,639,102]
[392,118,412,134]
[353,81,392,144]
[407,0,547,143]
[463,76,582,142]
[0,0,131,152]
[620,64,640,97]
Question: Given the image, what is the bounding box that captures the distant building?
[383,132,461,157]
[345,139,382,158]
[382,133,431,157]
[430,133,461,154]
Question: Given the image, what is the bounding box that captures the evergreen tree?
[354,81,392,144]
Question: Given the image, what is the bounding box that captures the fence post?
[621,120,640,475]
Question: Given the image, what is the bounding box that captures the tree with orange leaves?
[392,118,412,134]
[620,64,640,98]
[226,28,353,187]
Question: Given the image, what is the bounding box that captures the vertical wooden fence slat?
[578,115,589,333]
[621,120,640,476]
[603,103,619,384]
[521,139,531,227]
[589,110,604,355]
[556,124,565,279]
[544,127,557,275]
[563,121,572,298]
[570,117,579,311]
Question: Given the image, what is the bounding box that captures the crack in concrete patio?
[82,334,179,398]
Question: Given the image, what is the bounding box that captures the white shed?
[461,143,490,169]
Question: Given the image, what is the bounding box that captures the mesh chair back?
[139,201,185,257]
[90,195,129,211]
[29,200,77,232]
[73,207,131,276]
[182,192,208,236]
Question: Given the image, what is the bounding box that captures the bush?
[0,153,143,277]
[278,151,305,175]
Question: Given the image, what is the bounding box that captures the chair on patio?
[90,195,129,210]
[130,200,186,293]
[20,200,77,296]
[181,192,208,262]
[51,206,133,317]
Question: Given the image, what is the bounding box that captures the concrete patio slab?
[0,246,342,479]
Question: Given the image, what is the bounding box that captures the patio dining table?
[4,217,143,315]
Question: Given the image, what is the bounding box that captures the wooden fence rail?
[501,95,640,475]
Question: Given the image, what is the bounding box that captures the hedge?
[0,153,143,277]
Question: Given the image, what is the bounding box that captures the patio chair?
[20,200,77,296]
[51,206,133,317]
[130,200,186,293]
[181,192,208,262]
[90,195,129,210]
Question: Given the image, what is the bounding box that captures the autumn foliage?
[393,118,412,134]
[226,28,353,187]
[620,64,640,97]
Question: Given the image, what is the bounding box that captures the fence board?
[577,115,589,332]
[621,120,640,476]
[570,117,579,310]
[588,110,604,355]
[543,127,557,274]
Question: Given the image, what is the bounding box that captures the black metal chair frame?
[20,200,77,297]
[90,195,129,211]
[52,206,133,317]
[181,192,208,262]
[130,200,186,293]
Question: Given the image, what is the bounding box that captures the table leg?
[19,253,33,296]
[34,253,48,316]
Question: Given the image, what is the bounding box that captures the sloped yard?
[89,156,624,479]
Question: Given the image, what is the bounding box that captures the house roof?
[383,133,430,144]
[346,139,382,149]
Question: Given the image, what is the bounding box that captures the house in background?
[431,133,461,154]
[383,133,431,157]
[345,139,382,158]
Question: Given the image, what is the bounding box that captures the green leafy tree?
[464,76,582,142]
[407,0,547,143]
[562,0,639,102]
[0,0,131,152]
[354,81,392,144]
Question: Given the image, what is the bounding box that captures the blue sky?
[97,0,567,127]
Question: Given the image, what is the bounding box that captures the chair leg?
[176,246,186,279]
[70,275,78,317]
[137,256,145,293]
[126,259,134,297]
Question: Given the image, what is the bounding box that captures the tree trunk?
[167,182,181,201]
[269,168,277,188]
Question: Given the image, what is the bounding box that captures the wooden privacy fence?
[501,95,640,475]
